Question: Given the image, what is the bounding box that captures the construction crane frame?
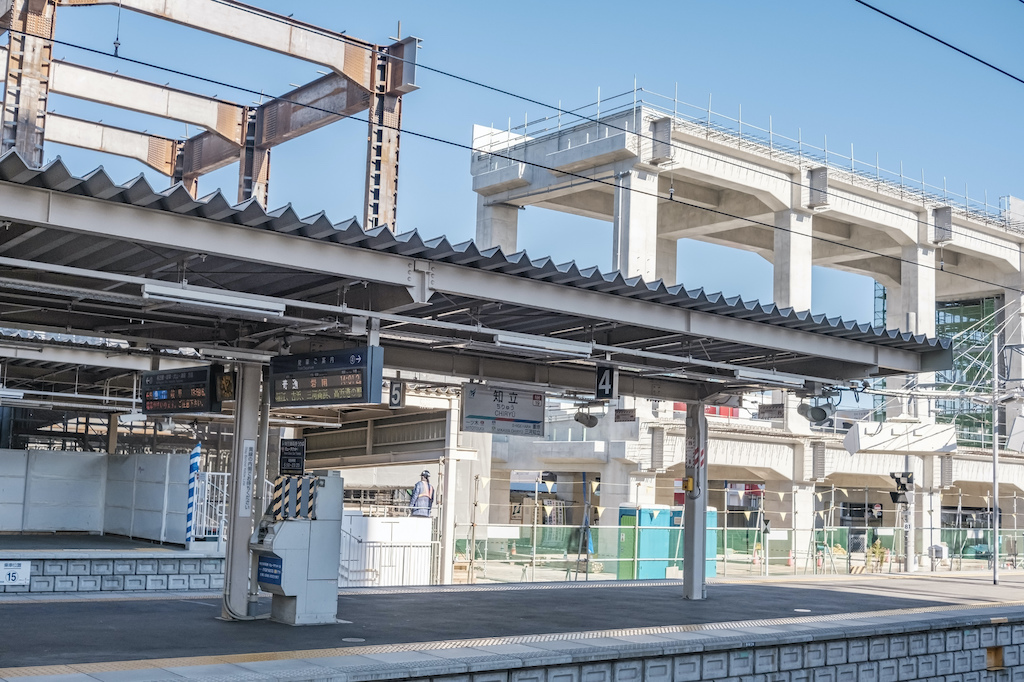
[0,0,419,231]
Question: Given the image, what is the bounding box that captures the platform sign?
[256,555,282,586]
[595,365,616,401]
[270,347,384,407]
[461,384,545,437]
[757,403,786,420]
[142,366,220,415]
[279,438,306,476]
[1,561,29,586]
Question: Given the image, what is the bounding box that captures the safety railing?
[451,523,1024,584]
[338,541,438,588]
[192,474,277,541]
[477,85,1023,236]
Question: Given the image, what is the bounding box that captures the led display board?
[270,347,384,407]
[142,365,221,414]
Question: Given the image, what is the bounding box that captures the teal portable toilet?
[617,505,671,579]
[669,507,718,578]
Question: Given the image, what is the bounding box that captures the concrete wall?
[0,449,188,543]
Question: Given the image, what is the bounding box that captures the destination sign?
[270,346,384,407]
[142,366,220,414]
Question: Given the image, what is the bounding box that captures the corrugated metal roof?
[0,150,949,353]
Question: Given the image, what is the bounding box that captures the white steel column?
[1003,284,1024,429]
[221,363,261,620]
[438,398,460,584]
[612,169,659,280]
[475,195,520,252]
[902,240,936,571]
[682,403,708,600]
[772,210,813,311]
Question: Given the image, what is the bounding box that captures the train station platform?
[2,573,1024,682]
[0,534,223,594]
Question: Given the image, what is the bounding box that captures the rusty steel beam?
[46,114,177,175]
[237,107,269,205]
[57,0,378,89]
[176,72,371,204]
[2,0,56,167]
[46,54,245,144]
[364,45,404,231]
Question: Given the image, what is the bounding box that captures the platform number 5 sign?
[595,365,617,401]
[1,561,29,586]
[389,380,406,409]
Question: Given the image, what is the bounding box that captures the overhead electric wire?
[19,20,1022,264]
[852,0,1024,87]
[6,27,1024,307]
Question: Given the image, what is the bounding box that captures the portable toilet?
[617,504,671,579]
[669,507,718,578]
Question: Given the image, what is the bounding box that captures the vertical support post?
[2,0,56,167]
[106,413,118,455]
[238,107,270,207]
[994,331,1001,585]
[247,365,271,611]
[221,363,261,620]
[772,209,813,311]
[683,402,708,600]
[364,46,402,232]
[437,398,459,584]
[611,169,659,280]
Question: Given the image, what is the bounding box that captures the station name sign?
[270,347,384,407]
[142,365,222,415]
[461,384,545,437]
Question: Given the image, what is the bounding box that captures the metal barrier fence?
[452,523,1024,583]
[339,541,438,588]
[192,474,275,541]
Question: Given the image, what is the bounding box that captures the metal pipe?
[994,331,1000,584]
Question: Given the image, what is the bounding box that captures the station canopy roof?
[0,151,951,415]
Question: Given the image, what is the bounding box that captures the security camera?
[574,411,599,428]
[156,417,175,432]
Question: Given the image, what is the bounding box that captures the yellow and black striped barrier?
[270,475,318,521]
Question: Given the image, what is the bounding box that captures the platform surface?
[2,573,1024,680]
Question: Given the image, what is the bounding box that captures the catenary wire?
[16,21,1023,264]
[191,2,1024,259]
[851,0,1024,87]
[7,28,1024,305]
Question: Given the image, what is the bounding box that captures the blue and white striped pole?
[186,442,202,546]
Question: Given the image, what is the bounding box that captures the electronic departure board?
[270,346,384,407]
[142,366,221,415]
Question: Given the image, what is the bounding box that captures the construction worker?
[410,470,433,517]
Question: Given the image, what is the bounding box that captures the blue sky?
[42,0,1024,325]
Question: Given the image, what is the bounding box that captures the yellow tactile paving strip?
[2,599,1022,679]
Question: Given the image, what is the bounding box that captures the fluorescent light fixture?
[493,333,592,358]
[142,283,286,317]
[0,386,25,399]
[733,368,807,388]
[118,411,147,424]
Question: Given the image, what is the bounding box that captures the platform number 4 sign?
[595,365,617,401]
[1,561,29,586]
[389,380,406,409]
